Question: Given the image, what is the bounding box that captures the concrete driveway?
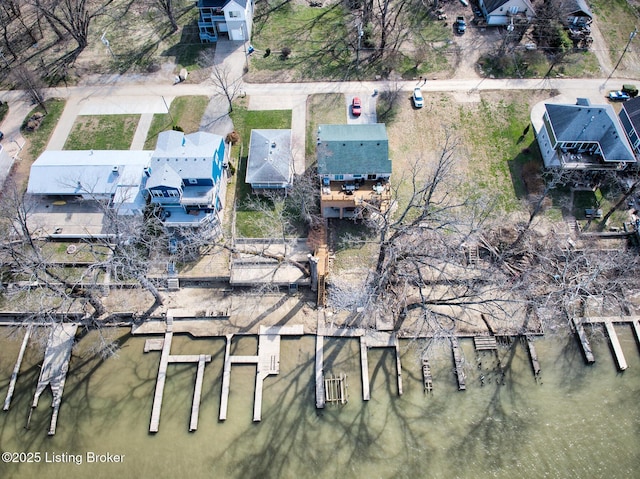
[345,93,377,124]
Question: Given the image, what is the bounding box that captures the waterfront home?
[146,130,228,228]
[316,123,391,219]
[532,98,636,170]
[246,129,293,195]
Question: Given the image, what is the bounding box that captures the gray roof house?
[619,96,640,156]
[478,0,535,26]
[27,150,153,215]
[533,98,636,170]
[246,129,293,194]
[316,124,392,219]
[562,0,593,27]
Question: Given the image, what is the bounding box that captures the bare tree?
[30,0,117,60]
[11,65,48,113]
[151,0,179,33]
[211,62,243,113]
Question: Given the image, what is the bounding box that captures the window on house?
[167,189,180,197]
[188,179,198,185]
[367,174,376,180]
[229,11,240,17]
[152,190,164,198]
[335,174,344,180]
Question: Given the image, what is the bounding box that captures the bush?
[264,48,271,58]
[226,130,240,145]
[228,161,236,176]
[0,101,8,123]
[172,125,184,132]
[280,47,291,60]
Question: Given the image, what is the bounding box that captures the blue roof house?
[146,130,228,228]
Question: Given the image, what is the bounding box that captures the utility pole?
[605,28,637,86]
[356,23,363,70]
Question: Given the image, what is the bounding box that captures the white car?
[413,87,424,108]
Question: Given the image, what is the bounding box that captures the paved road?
[0,38,638,185]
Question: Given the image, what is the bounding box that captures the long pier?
[3,325,31,411]
[28,323,78,435]
[315,332,325,408]
[450,337,466,391]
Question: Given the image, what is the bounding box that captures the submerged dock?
[28,323,78,436]
[526,336,541,378]
[572,318,595,364]
[422,356,433,393]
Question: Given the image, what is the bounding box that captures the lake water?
[0,325,639,479]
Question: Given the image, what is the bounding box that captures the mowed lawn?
[64,115,140,150]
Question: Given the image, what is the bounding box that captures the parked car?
[351,97,362,117]
[608,90,630,102]
[455,16,466,34]
[413,88,424,108]
[622,84,638,97]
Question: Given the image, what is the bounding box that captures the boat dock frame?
[578,316,640,371]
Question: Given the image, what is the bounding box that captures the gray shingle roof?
[317,124,391,176]
[621,96,640,132]
[146,163,183,190]
[152,130,223,179]
[246,129,292,184]
[546,102,635,162]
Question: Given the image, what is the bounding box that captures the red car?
[351,97,362,117]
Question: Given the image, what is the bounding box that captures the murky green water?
[1,324,639,479]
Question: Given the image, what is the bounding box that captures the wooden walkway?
[315,330,325,408]
[450,337,466,391]
[3,325,31,411]
[149,329,173,433]
[28,323,78,435]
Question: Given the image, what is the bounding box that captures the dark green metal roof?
[316,124,391,175]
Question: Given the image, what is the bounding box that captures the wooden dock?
[572,318,595,364]
[28,323,78,435]
[525,336,541,378]
[450,337,466,391]
[3,325,31,411]
[219,325,303,422]
[190,354,209,431]
[360,338,370,401]
[473,336,497,351]
[149,329,173,433]
[315,332,325,409]
[603,319,627,371]
[422,357,433,393]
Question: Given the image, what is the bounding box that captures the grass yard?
[591,0,640,71]
[64,115,140,150]
[144,96,209,149]
[228,103,292,237]
[305,94,346,164]
[249,3,453,82]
